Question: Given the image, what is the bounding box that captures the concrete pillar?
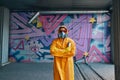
[112,0,120,79]
[0,7,10,66]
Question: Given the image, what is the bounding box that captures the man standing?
[50,26,76,80]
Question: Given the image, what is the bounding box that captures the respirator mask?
[58,31,67,38]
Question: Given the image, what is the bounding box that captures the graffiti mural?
[9,12,111,63]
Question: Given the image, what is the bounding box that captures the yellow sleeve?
[50,39,76,57]
[50,39,66,57]
[63,40,76,57]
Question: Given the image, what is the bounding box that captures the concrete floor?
[0,62,115,80]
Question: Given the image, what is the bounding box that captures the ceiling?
[0,0,112,11]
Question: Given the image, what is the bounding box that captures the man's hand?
[64,42,71,52]
[65,47,71,52]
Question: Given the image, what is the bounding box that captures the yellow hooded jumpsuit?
[50,27,76,80]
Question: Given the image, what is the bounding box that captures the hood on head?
[58,25,68,34]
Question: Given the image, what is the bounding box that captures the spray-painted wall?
[9,12,111,63]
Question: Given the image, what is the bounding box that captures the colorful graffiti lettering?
[9,13,111,63]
